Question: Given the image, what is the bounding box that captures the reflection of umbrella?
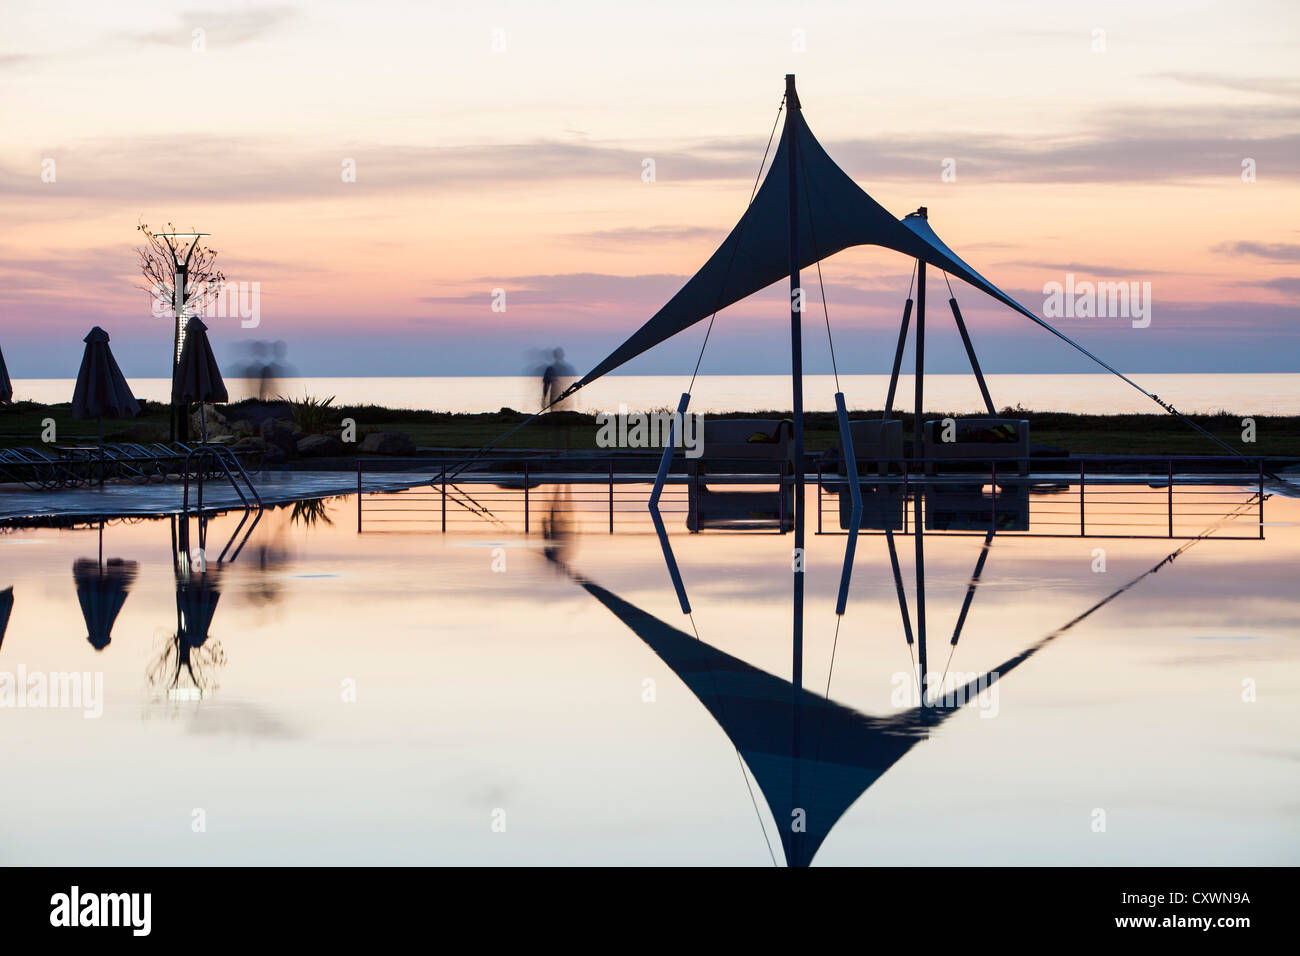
[0,586,13,651]
[71,327,141,483]
[0,343,12,403]
[172,317,228,442]
[72,557,139,650]
[160,564,224,690]
[177,569,222,649]
[153,517,227,693]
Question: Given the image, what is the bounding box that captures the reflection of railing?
[356,455,684,533]
[355,454,1271,540]
[818,455,1266,540]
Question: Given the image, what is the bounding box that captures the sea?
[9,373,1299,415]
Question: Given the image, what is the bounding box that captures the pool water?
[1,485,1296,866]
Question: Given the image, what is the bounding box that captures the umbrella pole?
[97,416,104,486]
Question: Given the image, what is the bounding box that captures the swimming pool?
[1,484,1296,865]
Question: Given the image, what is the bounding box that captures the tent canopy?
[573,106,1040,391]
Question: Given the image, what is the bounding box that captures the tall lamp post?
[157,232,209,442]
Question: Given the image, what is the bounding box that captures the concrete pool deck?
[3,459,1294,525]
[0,470,432,522]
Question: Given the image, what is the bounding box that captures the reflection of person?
[541,347,573,410]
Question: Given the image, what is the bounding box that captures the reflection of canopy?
[72,558,139,650]
[575,108,1035,390]
[566,569,1051,867]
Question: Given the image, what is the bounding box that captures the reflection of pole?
[914,489,928,697]
[786,72,804,869]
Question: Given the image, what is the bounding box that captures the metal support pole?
[834,392,862,615]
[949,297,996,417]
[523,461,529,534]
[786,73,805,695]
[609,460,614,534]
[650,393,691,613]
[884,298,913,419]
[356,460,362,533]
[441,465,446,532]
[914,256,926,457]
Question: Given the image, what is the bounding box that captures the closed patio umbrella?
[71,327,140,483]
[0,343,12,403]
[0,586,12,651]
[72,327,140,420]
[173,317,227,442]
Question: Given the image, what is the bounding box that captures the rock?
[296,434,346,457]
[359,430,416,455]
[190,404,232,438]
[231,436,285,465]
[228,419,257,439]
[226,401,292,430]
[260,421,299,458]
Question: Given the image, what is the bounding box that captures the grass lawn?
[2,400,1295,458]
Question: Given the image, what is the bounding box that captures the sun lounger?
[688,419,795,475]
[922,417,1030,475]
[687,419,795,531]
[0,446,92,489]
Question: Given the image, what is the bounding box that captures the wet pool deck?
[0,471,428,521]
[2,464,1288,526]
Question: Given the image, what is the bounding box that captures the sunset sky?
[2,0,1297,380]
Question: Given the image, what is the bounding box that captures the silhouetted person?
[541,347,573,410]
[235,339,297,402]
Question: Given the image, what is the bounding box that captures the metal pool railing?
[352,454,1273,540]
